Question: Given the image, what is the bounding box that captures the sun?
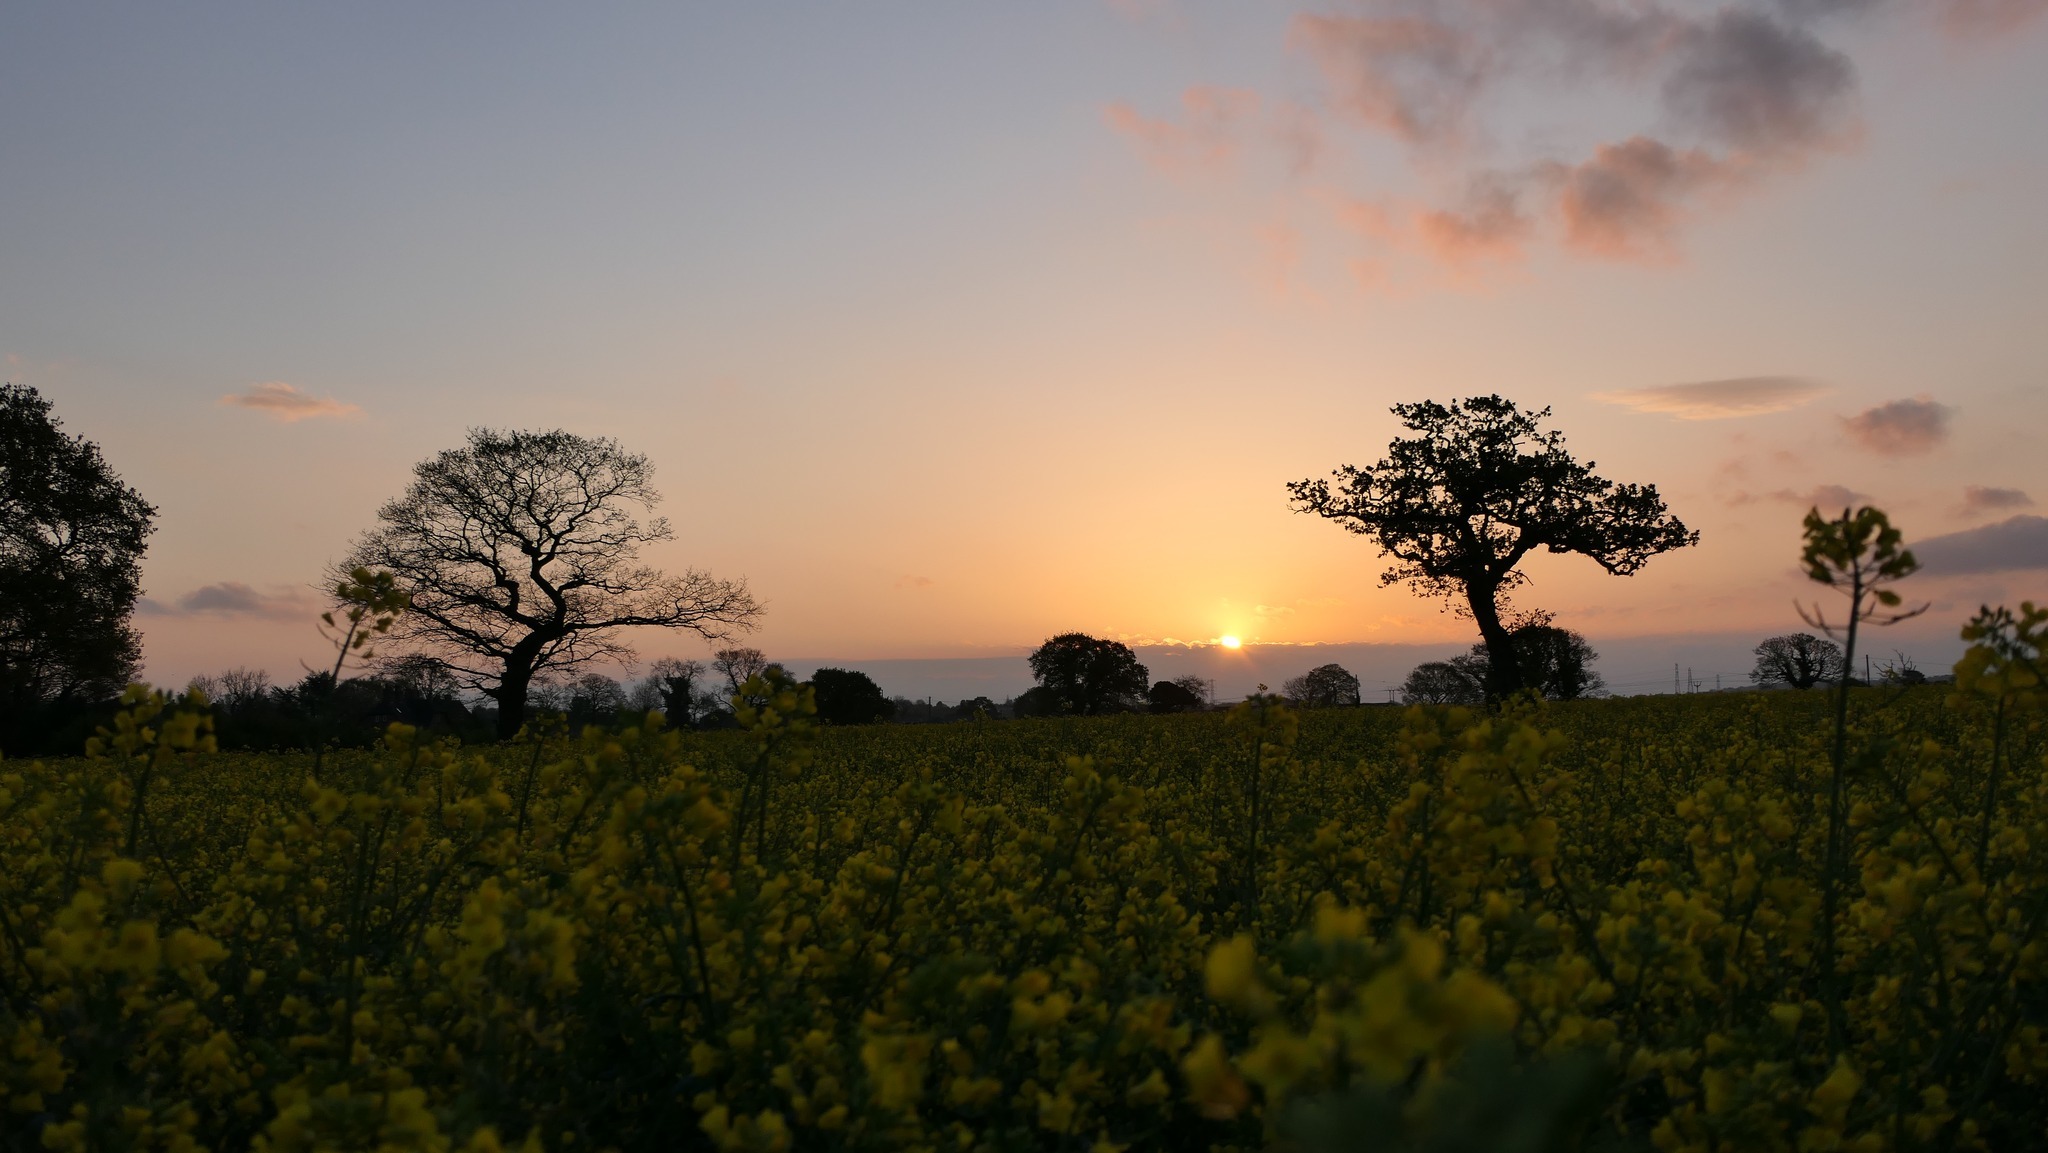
[1218,635,1241,649]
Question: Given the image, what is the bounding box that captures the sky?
[4,2,2045,700]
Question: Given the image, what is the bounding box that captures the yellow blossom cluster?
[2,628,2046,1151]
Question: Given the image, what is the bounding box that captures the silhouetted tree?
[1503,621,1606,700]
[714,647,769,697]
[1148,679,1206,714]
[341,428,760,740]
[1011,686,1062,718]
[1446,616,1606,701]
[1402,661,1484,705]
[1289,396,1695,699]
[1027,633,1150,716]
[809,667,895,725]
[952,695,1002,720]
[567,673,626,728]
[1284,663,1362,708]
[1750,633,1845,690]
[639,656,706,727]
[1,383,156,748]
[1171,675,1214,708]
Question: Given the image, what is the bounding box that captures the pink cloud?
[1939,0,2048,37]
[219,381,361,422]
[1103,86,1262,178]
[1841,397,1952,456]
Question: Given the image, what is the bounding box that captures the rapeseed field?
[3,605,2044,1150]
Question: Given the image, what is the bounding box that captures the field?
[3,642,2045,1151]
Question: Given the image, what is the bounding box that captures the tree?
[0,383,156,732]
[1148,679,1206,714]
[952,696,1001,720]
[1444,616,1606,701]
[1171,675,1214,708]
[638,657,706,727]
[713,647,769,697]
[567,673,626,728]
[342,428,760,740]
[1011,686,1062,718]
[809,667,895,725]
[1502,622,1605,701]
[1027,633,1151,716]
[1284,663,1362,708]
[1402,661,1484,705]
[1289,396,1696,699]
[1750,633,1844,690]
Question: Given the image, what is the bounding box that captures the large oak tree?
[1289,396,1696,698]
[344,429,760,739]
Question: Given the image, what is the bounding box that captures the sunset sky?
[4,2,2045,699]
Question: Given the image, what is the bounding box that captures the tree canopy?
[808,668,895,725]
[1027,633,1150,716]
[1,383,156,744]
[1751,633,1845,690]
[1289,395,1694,698]
[1147,679,1206,714]
[1284,663,1362,708]
[1402,661,1484,706]
[343,428,760,740]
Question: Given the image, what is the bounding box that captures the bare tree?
[633,656,706,726]
[1170,674,1215,709]
[713,647,769,697]
[1290,396,1696,698]
[342,429,761,740]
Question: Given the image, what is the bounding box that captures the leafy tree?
[1284,663,1362,708]
[1027,633,1150,716]
[1446,617,1606,701]
[1288,396,1695,699]
[1148,679,1206,714]
[0,383,156,741]
[342,428,760,740]
[1750,633,1844,690]
[952,695,1002,720]
[809,667,895,725]
[1402,661,1483,705]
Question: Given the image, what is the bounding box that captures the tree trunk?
[1467,585,1524,700]
[494,668,530,742]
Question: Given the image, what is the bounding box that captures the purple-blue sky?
[3,2,2044,698]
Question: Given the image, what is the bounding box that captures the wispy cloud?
[1914,515,2048,576]
[219,382,361,422]
[1841,397,1951,456]
[1103,87,1263,179]
[895,574,936,590]
[1595,376,1829,420]
[1728,482,1867,509]
[1960,485,2033,517]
